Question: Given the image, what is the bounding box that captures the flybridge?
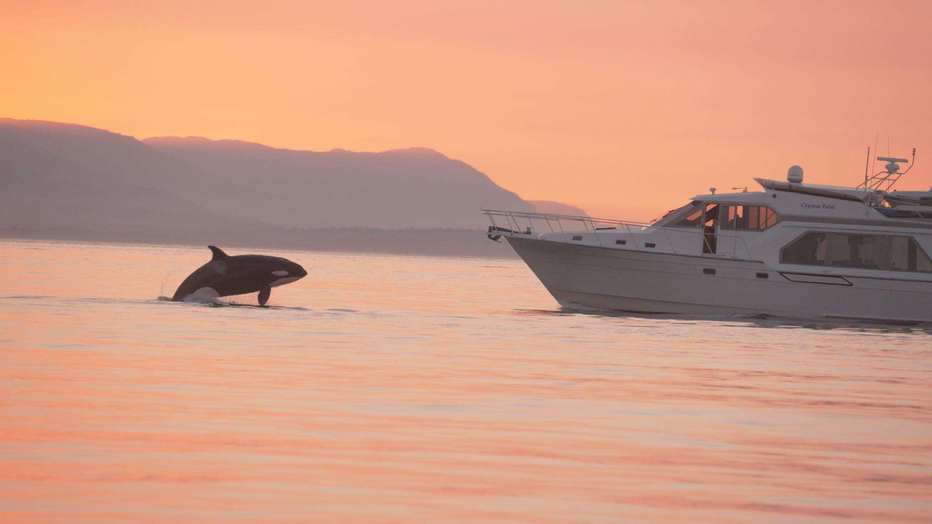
[751,151,931,222]
[753,177,878,204]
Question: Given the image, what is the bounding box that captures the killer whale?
[172,246,307,305]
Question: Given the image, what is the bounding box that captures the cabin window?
[781,232,829,266]
[830,234,885,270]
[722,205,779,231]
[890,236,932,272]
[780,232,932,273]
[889,236,910,271]
[916,241,932,272]
[673,205,704,228]
[722,205,739,230]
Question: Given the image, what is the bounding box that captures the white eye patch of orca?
[272,270,289,277]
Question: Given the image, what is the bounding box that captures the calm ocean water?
[0,239,930,523]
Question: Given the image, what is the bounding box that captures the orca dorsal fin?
[208,245,229,260]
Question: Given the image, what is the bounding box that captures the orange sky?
[2,0,931,220]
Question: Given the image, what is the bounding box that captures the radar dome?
[787,165,804,184]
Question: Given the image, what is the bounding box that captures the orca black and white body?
[172,246,307,305]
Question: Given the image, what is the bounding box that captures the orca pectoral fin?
[258,286,271,306]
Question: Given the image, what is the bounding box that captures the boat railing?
[482,209,757,261]
[874,205,932,222]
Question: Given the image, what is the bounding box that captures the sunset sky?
[2,0,931,219]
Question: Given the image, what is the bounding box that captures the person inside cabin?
[703,204,720,254]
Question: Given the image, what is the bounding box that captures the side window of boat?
[782,232,932,272]
[831,234,885,270]
[918,241,932,272]
[750,206,779,229]
[722,205,779,231]
[889,236,932,272]
[721,205,739,230]
[780,232,829,266]
[673,205,704,227]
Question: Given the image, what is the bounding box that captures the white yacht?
[485,153,932,323]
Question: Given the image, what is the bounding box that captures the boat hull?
[506,236,932,323]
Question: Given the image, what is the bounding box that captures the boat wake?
[155,295,308,310]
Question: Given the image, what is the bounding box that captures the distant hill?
[528,200,588,217]
[143,136,533,229]
[0,120,252,234]
[0,118,583,256]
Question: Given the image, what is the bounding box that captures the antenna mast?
[859,147,917,193]
[863,146,870,189]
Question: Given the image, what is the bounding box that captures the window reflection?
[721,205,778,230]
[781,232,932,273]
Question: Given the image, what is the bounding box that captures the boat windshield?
[672,203,704,227]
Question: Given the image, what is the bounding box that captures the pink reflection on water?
[0,240,930,523]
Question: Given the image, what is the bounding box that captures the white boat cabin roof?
[688,178,879,204]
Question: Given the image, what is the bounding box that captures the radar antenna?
[858,147,916,193]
